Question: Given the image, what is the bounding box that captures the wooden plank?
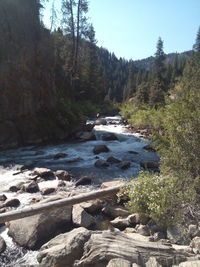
[0,185,122,224]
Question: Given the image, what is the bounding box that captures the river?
[0,115,159,266]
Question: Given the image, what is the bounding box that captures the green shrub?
[122,172,183,228]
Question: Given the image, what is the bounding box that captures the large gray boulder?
[76,131,96,142]
[72,204,96,228]
[37,227,91,267]
[0,236,6,253]
[8,197,72,249]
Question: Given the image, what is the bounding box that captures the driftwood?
[0,185,121,224]
[74,231,186,267]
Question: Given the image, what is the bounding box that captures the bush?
[122,172,182,228]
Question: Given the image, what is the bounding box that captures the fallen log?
[0,185,122,224]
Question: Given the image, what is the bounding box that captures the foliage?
[122,172,183,228]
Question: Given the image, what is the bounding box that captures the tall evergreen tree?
[193,26,200,52]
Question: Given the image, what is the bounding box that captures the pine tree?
[193,26,200,52]
[149,37,166,106]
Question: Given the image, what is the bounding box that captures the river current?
[0,115,159,266]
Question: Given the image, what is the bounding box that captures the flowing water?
[0,115,159,266]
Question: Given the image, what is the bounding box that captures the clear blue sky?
[43,0,200,60]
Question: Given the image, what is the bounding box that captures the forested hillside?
[0,0,195,149]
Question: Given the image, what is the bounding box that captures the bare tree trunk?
[0,185,121,224]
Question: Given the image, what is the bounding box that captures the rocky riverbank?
[0,116,199,266]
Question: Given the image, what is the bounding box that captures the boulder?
[101,133,118,141]
[94,119,107,125]
[33,168,55,180]
[118,161,131,169]
[37,227,91,267]
[190,236,200,252]
[8,197,72,249]
[0,236,6,253]
[95,159,109,168]
[145,257,162,267]
[101,180,125,189]
[72,204,96,228]
[188,224,200,238]
[167,224,190,245]
[102,205,130,218]
[41,188,56,195]
[0,194,7,202]
[9,185,21,192]
[107,258,132,267]
[53,153,68,160]
[23,181,39,193]
[93,145,110,154]
[55,170,71,181]
[110,216,130,230]
[80,200,104,214]
[75,177,92,187]
[4,198,20,208]
[107,156,121,164]
[136,225,150,236]
[77,131,96,142]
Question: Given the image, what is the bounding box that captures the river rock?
[72,204,96,228]
[101,133,118,141]
[95,159,109,168]
[93,144,110,154]
[94,119,107,125]
[9,185,20,192]
[110,216,130,230]
[190,236,200,252]
[37,227,91,267]
[33,167,55,180]
[136,224,150,236]
[107,258,132,267]
[167,224,190,245]
[118,161,131,169]
[8,197,72,249]
[101,180,125,189]
[0,236,6,253]
[76,131,96,141]
[0,194,7,202]
[188,224,200,238]
[41,188,56,195]
[107,156,121,164]
[102,205,130,218]
[80,200,104,214]
[55,170,71,181]
[23,181,40,193]
[75,177,92,187]
[145,257,162,267]
[4,198,20,208]
[53,153,68,159]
